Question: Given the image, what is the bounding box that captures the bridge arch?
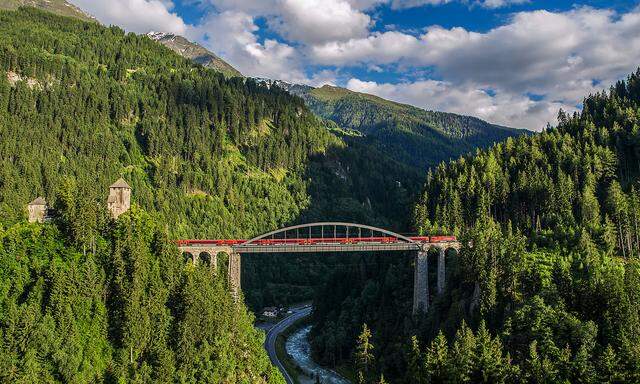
[238,222,418,247]
[182,251,194,263]
[198,251,212,266]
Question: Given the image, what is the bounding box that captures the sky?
[68,0,640,130]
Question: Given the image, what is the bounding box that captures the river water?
[285,325,351,384]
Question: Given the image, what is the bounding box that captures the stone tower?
[107,178,131,219]
[27,197,47,223]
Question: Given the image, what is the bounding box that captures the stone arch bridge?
[177,222,460,314]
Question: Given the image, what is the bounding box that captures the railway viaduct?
[177,222,460,314]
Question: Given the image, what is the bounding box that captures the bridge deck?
[231,242,422,253]
[177,240,460,254]
[176,224,459,254]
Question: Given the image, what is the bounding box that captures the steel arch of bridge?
[241,222,416,245]
[228,222,426,254]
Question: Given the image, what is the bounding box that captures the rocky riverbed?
[285,325,351,384]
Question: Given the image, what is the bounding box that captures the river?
[285,325,351,384]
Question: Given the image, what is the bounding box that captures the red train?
[429,236,457,243]
[176,235,456,246]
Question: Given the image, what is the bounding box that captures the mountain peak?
[147,32,242,78]
[147,31,171,40]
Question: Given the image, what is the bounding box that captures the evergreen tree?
[355,323,375,379]
[598,345,624,384]
[449,321,476,384]
[425,332,449,383]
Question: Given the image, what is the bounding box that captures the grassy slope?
[0,0,94,21]
[290,84,525,170]
[309,84,519,138]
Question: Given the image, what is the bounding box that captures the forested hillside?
[0,208,283,383]
[0,6,434,310]
[0,7,339,381]
[0,7,338,239]
[310,70,640,383]
[282,82,523,170]
[0,3,430,366]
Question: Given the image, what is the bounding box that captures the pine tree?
[355,324,375,379]
[599,345,624,384]
[524,340,557,384]
[579,173,601,230]
[571,344,596,384]
[607,181,630,257]
[602,215,619,255]
[406,335,426,384]
[425,331,449,383]
[472,321,511,383]
[449,321,476,384]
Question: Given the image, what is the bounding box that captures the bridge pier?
[210,252,218,272]
[413,250,429,315]
[413,245,454,315]
[228,252,241,299]
[437,247,445,295]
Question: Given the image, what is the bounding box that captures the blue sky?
[70,0,640,130]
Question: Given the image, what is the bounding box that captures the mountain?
[147,32,242,78]
[9,5,640,384]
[0,3,419,311]
[276,81,524,170]
[0,0,93,21]
[0,1,242,78]
[7,0,521,172]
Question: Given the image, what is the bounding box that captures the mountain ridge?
[269,79,524,170]
[0,0,94,21]
[147,31,242,78]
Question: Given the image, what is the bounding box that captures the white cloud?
[203,0,525,12]
[202,0,372,45]
[346,0,389,10]
[390,0,451,9]
[196,11,310,83]
[311,31,421,65]
[476,0,529,9]
[270,0,371,44]
[419,8,640,100]
[200,0,277,14]
[69,0,188,35]
[309,7,640,129]
[190,0,372,81]
[384,0,527,9]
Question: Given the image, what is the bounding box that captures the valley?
[1,3,640,384]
